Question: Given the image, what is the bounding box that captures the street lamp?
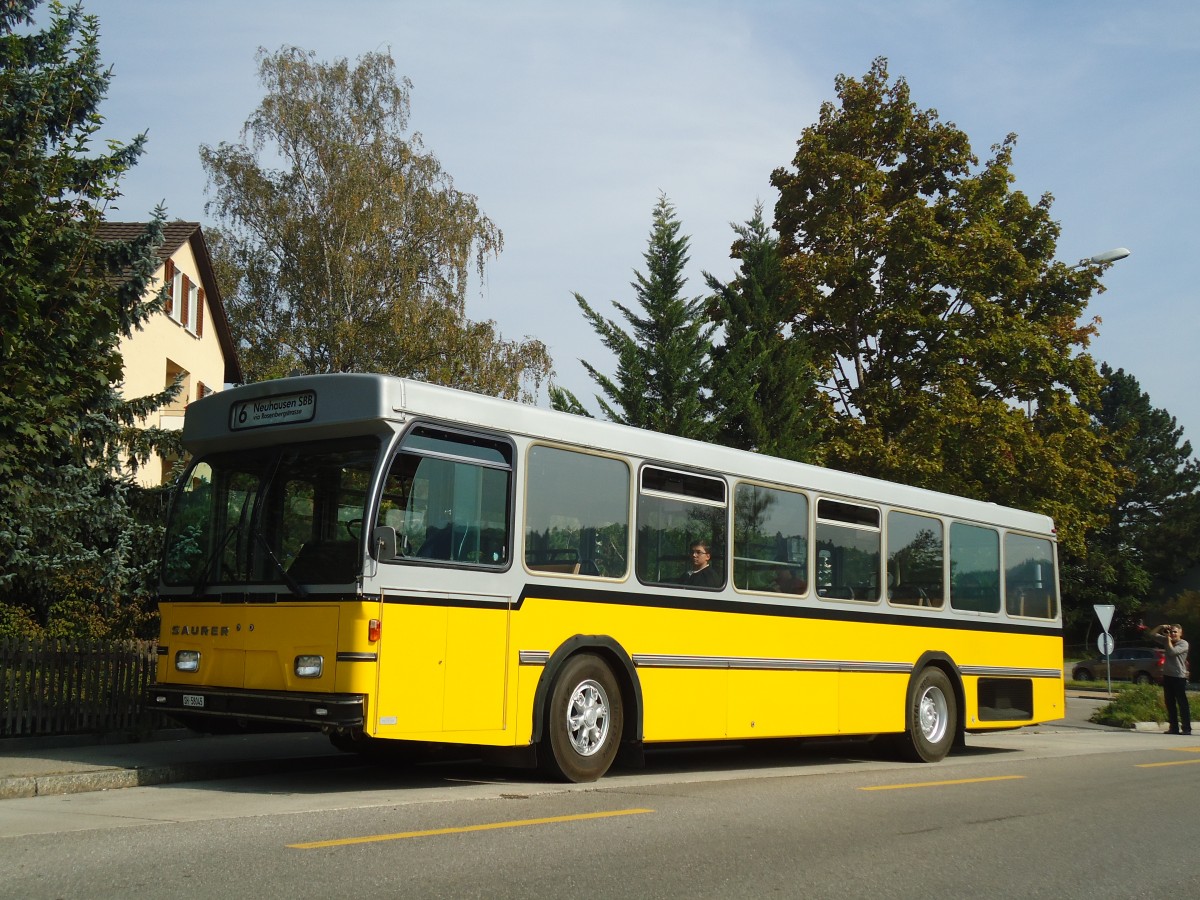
[1025,248,1132,418]
[1085,247,1131,265]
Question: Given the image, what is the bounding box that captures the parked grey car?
[1072,646,1165,685]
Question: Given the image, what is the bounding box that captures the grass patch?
[1089,684,1167,729]
[1085,684,1199,729]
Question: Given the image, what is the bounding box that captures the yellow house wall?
[116,240,230,486]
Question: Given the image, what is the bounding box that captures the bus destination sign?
[230,390,316,431]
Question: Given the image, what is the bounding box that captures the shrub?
[1089,683,1182,729]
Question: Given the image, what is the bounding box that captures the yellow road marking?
[289,807,655,849]
[860,775,1025,792]
[1136,758,1200,768]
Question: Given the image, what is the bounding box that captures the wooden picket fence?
[0,637,166,738]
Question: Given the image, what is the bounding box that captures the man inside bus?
[417,509,454,560]
[676,539,721,588]
[773,565,806,595]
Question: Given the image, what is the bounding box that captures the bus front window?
[162,438,379,590]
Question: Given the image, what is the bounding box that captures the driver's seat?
[286,540,359,583]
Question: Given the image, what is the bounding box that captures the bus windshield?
[162,437,379,590]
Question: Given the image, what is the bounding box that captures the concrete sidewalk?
[0,693,1174,801]
[0,729,349,800]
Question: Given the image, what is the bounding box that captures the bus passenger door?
[369,423,513,739]
[443,600,510,732]
[374,597,448,735]
[372,592,510,738]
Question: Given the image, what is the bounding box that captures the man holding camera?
[1148,624,1192,735]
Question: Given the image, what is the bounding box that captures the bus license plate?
[182,694,205,708]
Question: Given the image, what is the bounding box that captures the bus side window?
[886,510,944,608]
[636,466,727,589]
[374,453,421,559]
[1004,533,1057,619]
[524,446,630,578]
[949,522,1000,613]
[732,482,808,595]
[375,426,512,567]
[815,499,881,602]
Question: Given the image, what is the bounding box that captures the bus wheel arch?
[532,636,642,782]
[898,653,963,763]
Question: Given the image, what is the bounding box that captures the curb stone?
[0,753,353,801]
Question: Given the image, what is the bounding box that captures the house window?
[165,360,190,413]
[165,261,202,337]
[171,269,184,324]
[187,282,199,332]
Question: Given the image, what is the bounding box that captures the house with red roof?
[99,222,242,486]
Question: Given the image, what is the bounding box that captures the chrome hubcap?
[917,685,949,744]
[566,678,610,756]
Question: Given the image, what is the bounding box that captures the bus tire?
[899,666,956,763]
[542,653,623,783]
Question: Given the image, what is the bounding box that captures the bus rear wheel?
[543,653,623,783]
[899,667,956,763]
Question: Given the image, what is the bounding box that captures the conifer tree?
[1069,364,1200,628]
[0,0,173,636]
[706,205,824,461]
[570,194,714,440]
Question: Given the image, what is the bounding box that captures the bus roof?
[183,373,1056,537]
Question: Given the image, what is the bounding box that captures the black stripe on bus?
[376,582,1062,638]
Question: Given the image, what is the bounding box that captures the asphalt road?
[1,716,1197,900]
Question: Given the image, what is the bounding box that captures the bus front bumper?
[148,685,366,728]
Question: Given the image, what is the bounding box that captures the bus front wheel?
[899,667,957,763]
[543,653,623,783]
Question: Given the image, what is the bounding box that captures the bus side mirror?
[372,525,397,561]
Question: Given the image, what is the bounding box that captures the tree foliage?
[1073,364,1200,628]
[565,194,715,440]
[0,0,175,637]
[1100,365,1200,582]
[769,57,1119,557]
[705,204,824,461]
[201,46,551,401]
[1160,590,1200,656]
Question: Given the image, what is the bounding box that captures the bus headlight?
[295,655,323,678]
[175,650,201,673]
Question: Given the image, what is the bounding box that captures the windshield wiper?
[192,488,254,597]
[246,450,309,597]
[192,524,239,597]
[252,527,308,598]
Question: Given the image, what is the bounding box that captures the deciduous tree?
[769,57,1119,558]
[201,46,551,400]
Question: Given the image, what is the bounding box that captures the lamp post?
[1026,248,1132,417]
[1085,247,1131,265]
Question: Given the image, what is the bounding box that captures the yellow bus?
[150,373,1063,781]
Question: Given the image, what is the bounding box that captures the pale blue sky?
[77,0,1200,446]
